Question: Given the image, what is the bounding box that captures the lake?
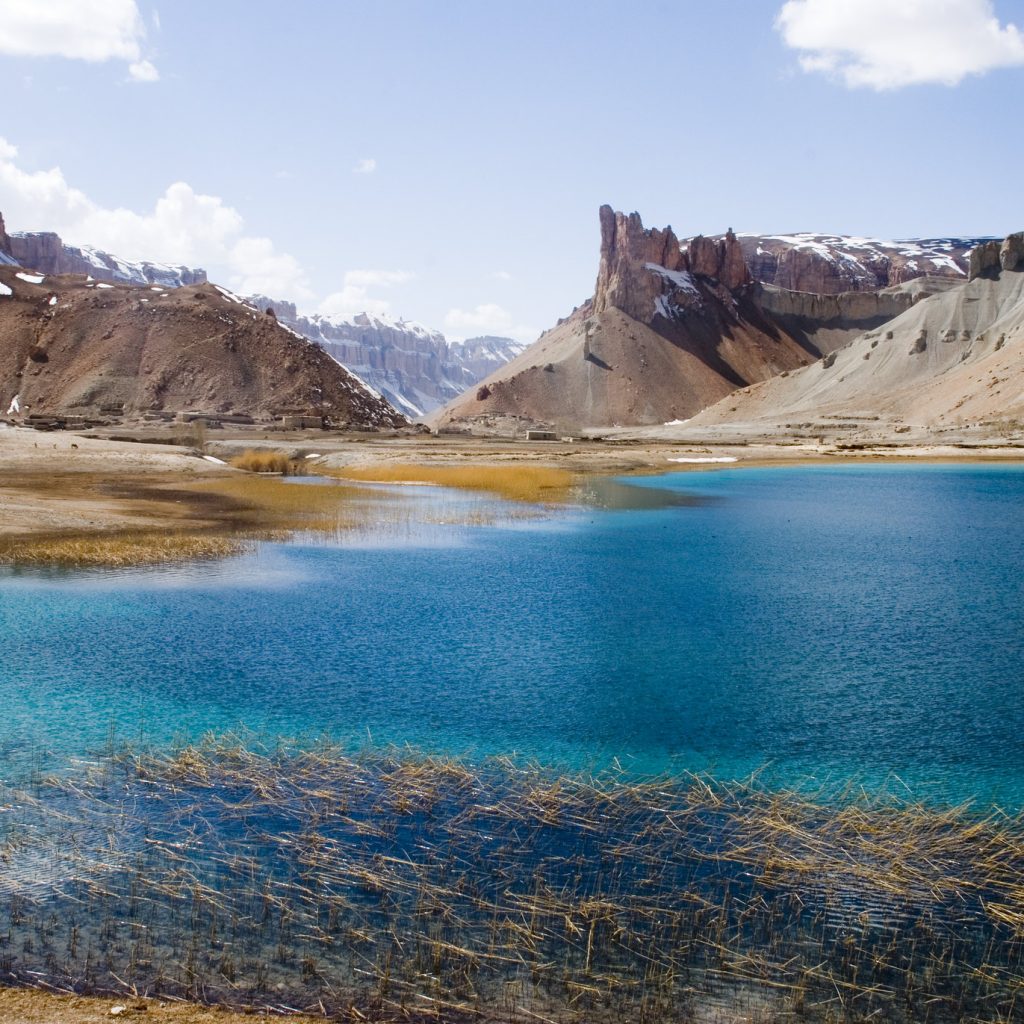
[1,461,1021,804]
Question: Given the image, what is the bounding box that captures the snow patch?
[48,295,57,306]
[0,282,11,297]
[645,263,701,297]
[667,456,738,464]
[15,272,44,284]
[96,283,114,289]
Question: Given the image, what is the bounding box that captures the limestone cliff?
[249,298,523,417]
[2,213,206,287]
[736,234,990,294]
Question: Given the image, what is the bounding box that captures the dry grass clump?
[4,738,1024,1022]
[0,530,245,567]
[325,463,577,503]
[229,449,298,474]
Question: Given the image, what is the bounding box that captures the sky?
[0,0,1022,343]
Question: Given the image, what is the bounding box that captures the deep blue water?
[1,463,1022,804]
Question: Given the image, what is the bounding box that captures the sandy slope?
[683,266,1024,433]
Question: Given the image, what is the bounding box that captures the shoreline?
[2,425,1023,559]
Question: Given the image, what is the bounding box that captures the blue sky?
[1,0,1022,341]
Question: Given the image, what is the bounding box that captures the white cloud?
[491,270,513,281]
[352,158,377,175]
[0,0,159,82]
[128,58,159,82]
[0,136,310,298]
[776,0,1024,89]
[319,270,414,318]
[444,304,537,344]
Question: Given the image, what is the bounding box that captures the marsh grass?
[3,737,1024,1022]
[229,450,299,474]
[324,464,577,504]
[0,531,245,568]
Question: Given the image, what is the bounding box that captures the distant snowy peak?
[247,295,523,418]
[305,310,446,345]
[731,233,995,295]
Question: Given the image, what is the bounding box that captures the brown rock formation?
[969,240,1003,281]
[435,207,813,432]
[593,206,685,321]
[688,230,751,291]
[0,271,406,428]
[1000,232,1024,271]
[0,212,10,257]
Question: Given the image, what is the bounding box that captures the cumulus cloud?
[352,158,377,175]
[776,0,1024,89]
[0,137,310,298]
[491,270,513,281]
[444,304,537,344]
[0,0,159,81]
[319,270,414,318]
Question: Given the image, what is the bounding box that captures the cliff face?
[735,234,990,294]
[3,216,206,288]
[0,272,405,428]
[436,207,812,432]
[249,298,523,417]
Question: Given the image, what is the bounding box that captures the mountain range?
[435,207,1018,439]
[247,297,524,418]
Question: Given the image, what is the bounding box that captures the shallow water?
[1,463,1023,804]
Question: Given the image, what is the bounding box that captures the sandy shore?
[0,986,323,1023]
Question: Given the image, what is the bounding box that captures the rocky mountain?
[0,270,405,429]
[248,296,524,417]
[734,233,992,294]
[685,231,1024,436]
[0,215,206,288]
[435,206,815,432]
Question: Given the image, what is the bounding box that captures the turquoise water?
[1,463,1022,804]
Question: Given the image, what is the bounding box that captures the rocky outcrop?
[594,207,685,320]
[248,297,523,418]
[0,271,406,428]
[0,212,10,256]
[593,207,751,321]
[688,230,751,291]
[737,234,990,293]
[2,214,206,287]
[435,207,813,432]
[968,232,1024,280]
[969,240,1003,281]
[1000,232,1024,271]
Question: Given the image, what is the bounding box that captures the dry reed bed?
[322,465,578,504]
[0,738,1022,1022]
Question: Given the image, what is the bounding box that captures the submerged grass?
[324,463,578,503]
[3,736,1023,1022]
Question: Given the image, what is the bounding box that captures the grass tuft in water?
[2,736,1023,1022]
[324,463,577,503]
